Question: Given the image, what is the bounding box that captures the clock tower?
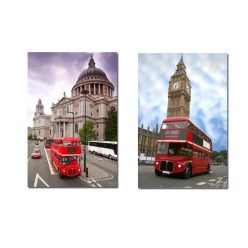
[167,55,191,117]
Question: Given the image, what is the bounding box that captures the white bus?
[88,141,118,160]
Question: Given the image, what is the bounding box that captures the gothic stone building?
[33,98,51,139]
[138,124,159,158]
[51,55,117,140]
[167,55,191,117]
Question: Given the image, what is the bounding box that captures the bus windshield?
[157,142,192,156]
[60,156,77,165]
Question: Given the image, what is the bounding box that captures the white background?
[0,0,247,247]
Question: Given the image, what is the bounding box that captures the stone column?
[58,122,60,137]
[63,122,66,137]
[94,84,96,94]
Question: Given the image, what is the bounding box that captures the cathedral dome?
[78,67,107,80]
[71,54,114,97]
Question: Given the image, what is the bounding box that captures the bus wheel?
[182,164,191,179]
[155,169,162,176]
[108,155,112,160]
[58,169,64,178]
[207,164,210,174]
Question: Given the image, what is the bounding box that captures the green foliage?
[105,107,117,141]
[28,134,33,140]
[79,121,97,144]
[33,133,37,140]
[211,150,228,164]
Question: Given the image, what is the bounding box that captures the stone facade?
[138,124,159,157]
[51,55,117,140]
[32,98,51,139]
[167,55,191,117]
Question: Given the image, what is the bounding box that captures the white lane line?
[43,147,56,175]
[196,182,207,186]
[96,183,102,187]
[91,184,96,188]
[184,186,192,188]
[209,179,216,182]
[91,179,96,183]
[34,173,50,187]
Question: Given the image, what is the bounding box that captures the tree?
[28,134,33,140]
[79,121,97,144]
[105,107,117,141]
[33,133,37,140]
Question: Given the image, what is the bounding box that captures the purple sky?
[28,52,118,127]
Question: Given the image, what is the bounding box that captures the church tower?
[35,98,44,116]
[167,54,191,117]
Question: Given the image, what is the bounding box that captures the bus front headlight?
[155,161,159,165]
[178,164,182,168]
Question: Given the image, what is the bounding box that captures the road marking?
[96,183,102,187]
[34,173,50,187]
[92,184,96,187]
[79,176,102,188]
[184,186,192,188]
[196,182,207,186]
[43,147,57,175]
[91,179,96,183]
[208,179,216,182]
[28,156,31,162]
[209,171,213,174]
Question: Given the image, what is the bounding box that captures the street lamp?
[67,110,74,137]
[81,89,89,172]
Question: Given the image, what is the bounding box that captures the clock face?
[172,81,180,90]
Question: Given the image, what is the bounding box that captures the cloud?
[138,53,227,151]
[28,52,118,127]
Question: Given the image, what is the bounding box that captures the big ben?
[167,55,191,117]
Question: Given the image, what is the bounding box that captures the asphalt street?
[28,140,118,188]
[138,164,228,189]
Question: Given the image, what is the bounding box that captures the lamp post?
[81,89,89,172]
[67,110,74,137]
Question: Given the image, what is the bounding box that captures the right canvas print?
[138,53,228,189]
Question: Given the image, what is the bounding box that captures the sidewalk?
[80,161,112,181]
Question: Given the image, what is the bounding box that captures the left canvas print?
[28,52,118,188]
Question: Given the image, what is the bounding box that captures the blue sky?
[138,53,227,151]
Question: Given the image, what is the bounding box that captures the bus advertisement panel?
[155,117,212,178]
[51,137,82,177]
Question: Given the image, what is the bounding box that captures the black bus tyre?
[155,169,162,176]
[182,164,192,179]
[108,154,112,160]
[206,164,210,174]
[58,169,64,178]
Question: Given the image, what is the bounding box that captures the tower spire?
[88,53,95,68]
[177,53,184,65]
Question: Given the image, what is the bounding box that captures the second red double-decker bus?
[44,138,52,148]
[51,136,82,177]
[155,117,212,178]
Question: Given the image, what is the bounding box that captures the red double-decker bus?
[155,117,212,178]
[44,138,52,148]
[51,137,82,177]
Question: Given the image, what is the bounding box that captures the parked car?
[32,148,41,159]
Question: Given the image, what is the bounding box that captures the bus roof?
[162,116,211,142]
[89,141,117,144]
[52,136,80,142]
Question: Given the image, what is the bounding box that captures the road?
[138,164,228,189]
[28,140,118,188]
